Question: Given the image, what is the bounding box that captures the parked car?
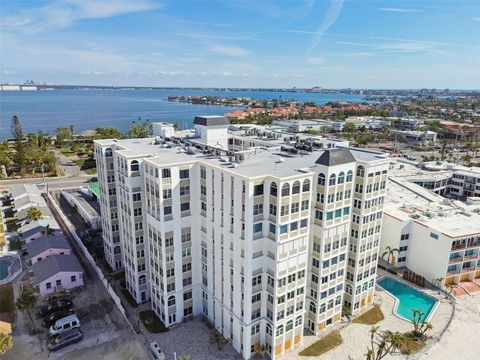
[43,309,74,328]
[38,299,73,317]
[48,329,83,351]
[149,342,165,360]
[49,314,81,335]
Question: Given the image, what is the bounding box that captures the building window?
[162,168,171,178]
[318,173,325,186]
[46,282,51,289]
[254,184,264,196]
[181,202,190,211]
[130,160,139,172]
[338,172,345,184]
[71,275,76,282]
[270,182,277,196]
[281,183,290,197]
[179,169,189,179]
[253,223,263,233]
[292,181,301,194]
[167,296,176,307]
[302,179,310,192]
[329,174,336,186]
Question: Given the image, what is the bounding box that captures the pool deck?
[286,269,453,360]
[377,275,440,323]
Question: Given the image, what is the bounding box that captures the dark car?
[38,299,73,317]
[43,309,74,328]
[47,329,83,351]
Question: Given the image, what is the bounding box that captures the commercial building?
[94,117,389,359]
[380,162,480,290]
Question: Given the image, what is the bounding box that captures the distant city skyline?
[1,0,479,89]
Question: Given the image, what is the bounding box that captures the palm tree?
[0,332,13,355]
[365,327,403,360]
[27,207,43,221]
[210,332,227,350]
[411,309,433,339]
[382,246,399,266]
[16,290,37,328]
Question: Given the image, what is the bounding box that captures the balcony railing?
[448,257,463,264]
[464,254,478,261]
[446,269,460,275]
[461,266,475,273]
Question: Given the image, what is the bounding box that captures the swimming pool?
[377,276,438,322]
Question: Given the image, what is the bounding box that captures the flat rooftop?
[384,175,480,238]
[97,137,388,180]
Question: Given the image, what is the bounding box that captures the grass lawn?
[299,331,342,356]
[60,147,76,157]
[0,223,4,233]
[0,283,15,323]
[121,288,138,308]
[86,168,97,175]
[398,334,425,355]
[139,310,168,333]
[352,305,384,325]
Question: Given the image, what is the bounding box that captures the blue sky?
[1,0,479,88]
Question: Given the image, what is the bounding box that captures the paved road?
[0,175,95,191]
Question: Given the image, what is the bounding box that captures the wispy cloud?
[377,8,421,13]
[3,0,161,34]
[207,45,250,57]
[308,0,344,55]
[307,57,325,64]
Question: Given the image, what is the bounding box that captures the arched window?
[329,174,336,186]
[270,182,278,196]
[338,172,345,184]
[292,181,301,195]
[357,166,365,177]
[346,170,353,182]
[302,179,310,192]
[335,295,342,305]
[318,173,325,186]
[328,299,334,309]
[276,325,284,337]
[281,183,290,197]
[167,296,176,307]
[286,320,293,332]
[114,246,121,254]
[139,275,146,285]
[130,160,139,172]
[105,148,113,157]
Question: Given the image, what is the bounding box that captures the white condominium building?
[380,169,480,290]
[94,116,389,359]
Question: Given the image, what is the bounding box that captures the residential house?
[31,255,84,296]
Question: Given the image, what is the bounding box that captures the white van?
[149,342,165,360]
[49,314,81,335]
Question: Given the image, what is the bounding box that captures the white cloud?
[207,45,250,57]
[3,0,161,34]
[377,8,421,13]
[308,0,344,55]
[307,57,325,64]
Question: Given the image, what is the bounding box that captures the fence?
[46,192,138,334]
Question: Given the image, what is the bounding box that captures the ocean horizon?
[0,88,368,139]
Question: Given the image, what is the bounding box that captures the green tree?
[11,115,27,175]
[365,327,403,360]
[0,332,13,355]
[210,332,227,350]
[95,127,124,140]
[178,354,190,360]
[382,246,399,266]
[56,126,74,146]
[16,290,37,327]
[343,123,356,134]
[127,120,152,138]
[27,207,43,221]
[411,309,432,339]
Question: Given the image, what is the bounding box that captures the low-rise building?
[18,219,61,244]
[25,235,71,266]
[10,184,42,201]
[31,255,84,296]
[380,173,480,289]
[13,193,46,212]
